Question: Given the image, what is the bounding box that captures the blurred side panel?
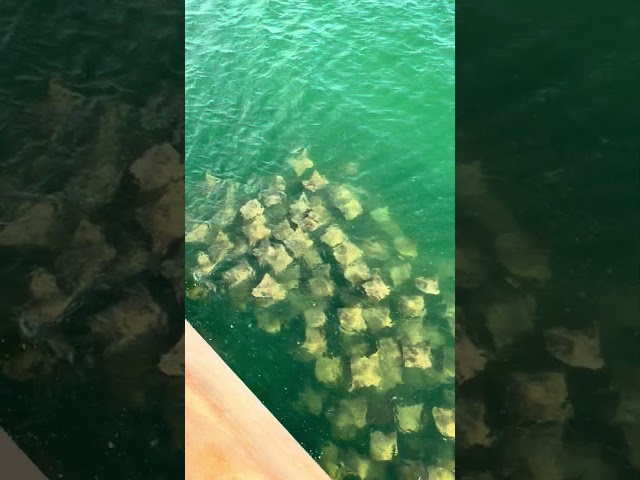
[456,0,640,478]
[0,0,185,478]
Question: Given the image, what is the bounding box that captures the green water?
[186,0,454,477]
[185,0,454,259]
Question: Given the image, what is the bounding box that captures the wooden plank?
[185,320,330,480]
[0,429,48,480]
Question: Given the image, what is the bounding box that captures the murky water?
[455,1,640,478]
[0,1,184,478]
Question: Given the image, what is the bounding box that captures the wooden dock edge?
[185,320,331,480]
[0,429,48,480]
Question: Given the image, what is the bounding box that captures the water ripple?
[186,0,454,254]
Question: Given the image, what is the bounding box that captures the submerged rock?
[333,241,363,266]
[342,449,372,478]
[394,403,424,433]
[255,309,282,333]
[402,343,432,369]
[288,148,314,176]
[362,275,390,301]
[129,143,182,193]
[29,269,61,302]
[343,260,371,285]
[251,274,287,302]
[362,307,392,332]
[301,327,327,359]
[544,326,604,370]
[507,372,571,424]
[432,407,455,439]
[90,286,168,355]
[210,230,233,261]
[370,430,397,461]
[262,191,284,207]
[158,334,185,376]
[338,199,363,221]
[0,202,58,247]
[194,252,215,278]
[283,228,313,258]
[327,396,368,438]
[428,466,455,480]
[341,162,359,176]
[350,352,383,389]
[415,275,439,295]
[457,396,492,449]
[315,356,342,386]
[303,308,327,328]
[222,259,255,287]
[298,209,326,232]
[371,207,392,224]
[302,170,329,192]
[20,269,72,328]
[389,263,412,287]
[362,238,391,261]
[272,218,294,241]
[308,275,336,299]
[338,306,366,333]
[495,231,551,283]
[321,225,347,248]
[185,223,210,243]
[239,199,265,221]
[394,236,418,258]
[289,194,311,224]
[243,215,271,245]
[456,322,487,385]
[265,244,294,274]
[398,295,426,318]
[397,317,427,345]
[137,180,184,254]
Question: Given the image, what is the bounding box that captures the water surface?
[186,0,454,477]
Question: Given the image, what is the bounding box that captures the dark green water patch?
[0,1,185,477]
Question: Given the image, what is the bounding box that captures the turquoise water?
[186,0,454,477]
[186,0,454,261]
